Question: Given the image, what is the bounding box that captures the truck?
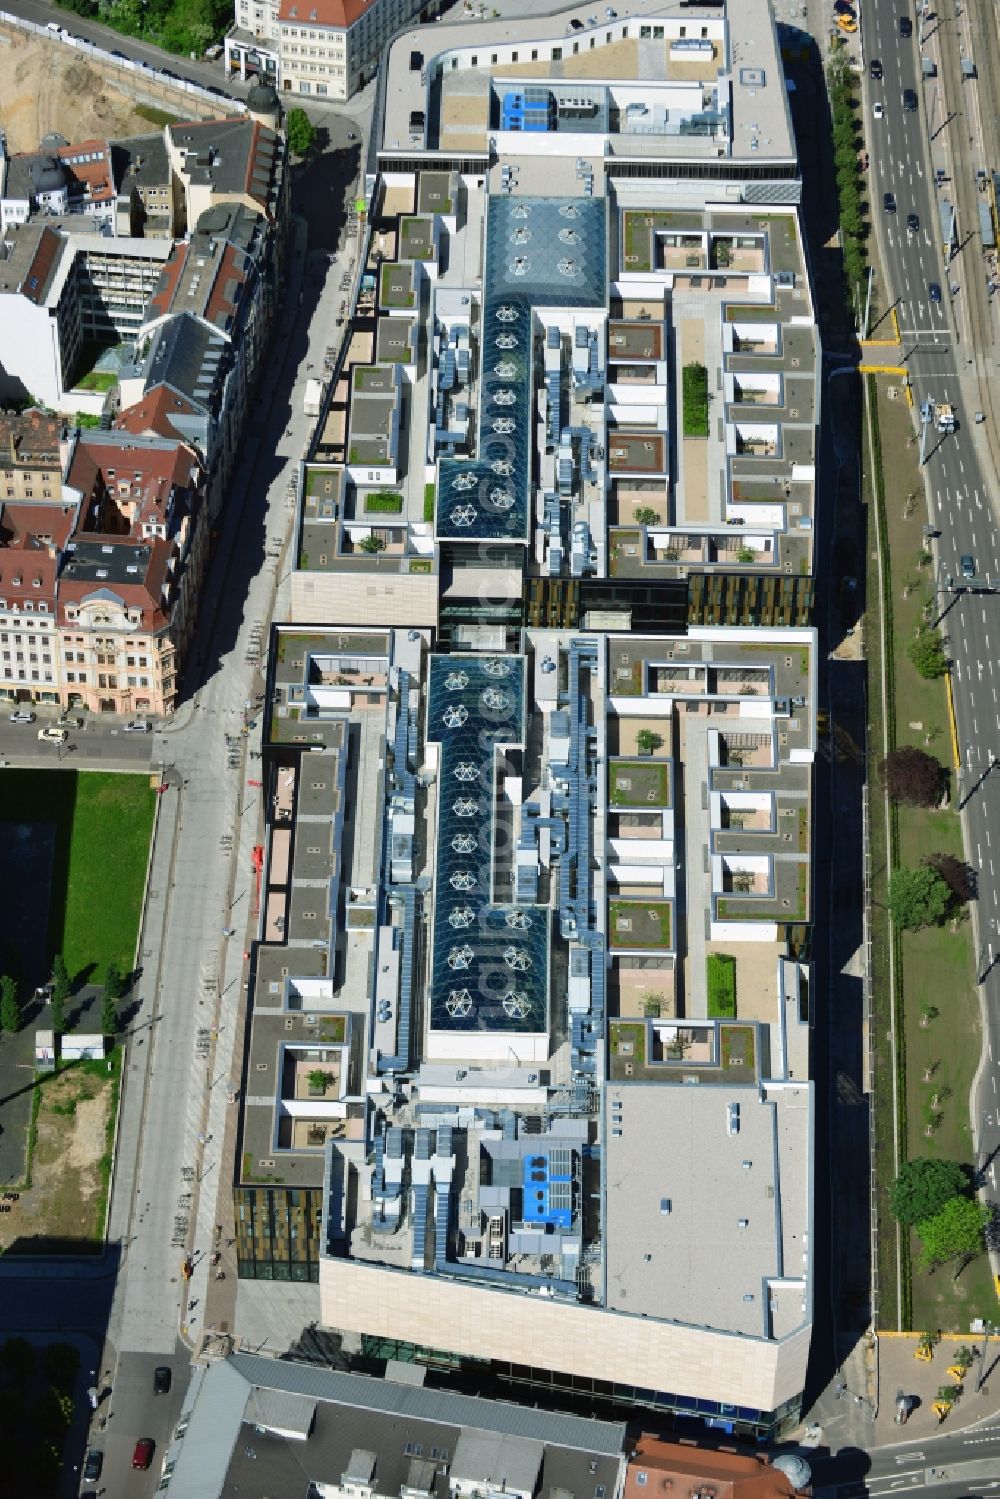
[303,377,325,417]
[935,401,957,433]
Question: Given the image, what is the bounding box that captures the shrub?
[707,954,737,1018]
[423,483,436,523]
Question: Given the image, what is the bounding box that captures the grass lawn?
[720,1022,756,1072]
[74,371,117,393]
[873,383,988,1328]
[608,899,672,949]
[0,770,154,981]
[609,759,671,807]
[610,1020,646,1068]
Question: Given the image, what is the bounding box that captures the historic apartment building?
[0,417,207,715]
[226,0,437,101]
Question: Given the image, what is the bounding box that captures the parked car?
[929,280,942,302]
[9,710,35,724]
[569,17,583,28]
[903,87,918,110]
[883,191,896,212]
[123,720,152,734]
[154,1365,171,1395]
[132,1438,155,1471]
[873,101,884,119]
[83,1449,104,1483]
[899,13,912,36]
[37,726,67,744]
[870,57,883,79]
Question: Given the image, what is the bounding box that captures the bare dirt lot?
[0,30,159,153]
[0,1065,114,1253]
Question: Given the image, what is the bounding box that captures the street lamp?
[977,1322,995,1392]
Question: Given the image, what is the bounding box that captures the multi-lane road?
[865,0,1000,1245]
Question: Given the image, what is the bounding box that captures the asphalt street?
[865,0,1000,1266]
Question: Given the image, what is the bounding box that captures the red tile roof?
[0,501,77,552]
[67,434,201,535]
[115,386,201,444]
[148,243,188,319]
[20,226,62,305]
[57,534,175,631]
[624,1440,803,1499]
[56,140,115,205]
[277,0,375,28]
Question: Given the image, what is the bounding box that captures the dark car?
[154,1365,171,1395]
[870,57,883,79]
[110,48,126,57]
[929,280,942,302]
[132,1437,155,1471]
[961,554,975,579]
[903,86,917,109]
[569,17,584,27]
[83,1449,104,1483]
[899,14,912,35]
[906,212,919,233]
[883,191,896,212]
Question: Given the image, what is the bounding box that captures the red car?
[132,1437,155,1470]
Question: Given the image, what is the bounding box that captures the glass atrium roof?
[427,654,549,1035]
[436,196,607,545]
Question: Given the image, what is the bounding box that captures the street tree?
[908,625,949,679]
[41,1342,79,1393]
[51,953,70,1003]
[879,745,945,807]
[104,960,125,1000]
[923,851,976,905]
[50,952,70,1034]
[0,975,22,1035]
[285,107,316,157]
[888,865,952,931]
[0,1337,35,1382]
[100,991,118,1038]
[919,1196,991,1269]
[889,1156,967,1226]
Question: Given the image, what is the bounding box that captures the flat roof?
[604,1082,789,1336]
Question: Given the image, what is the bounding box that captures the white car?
[123,720,152,734]
[873,101,884,119]
[38,726,68,744]
[9,710,35,724]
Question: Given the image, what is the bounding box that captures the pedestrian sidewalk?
[874,1332,1000,1444]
